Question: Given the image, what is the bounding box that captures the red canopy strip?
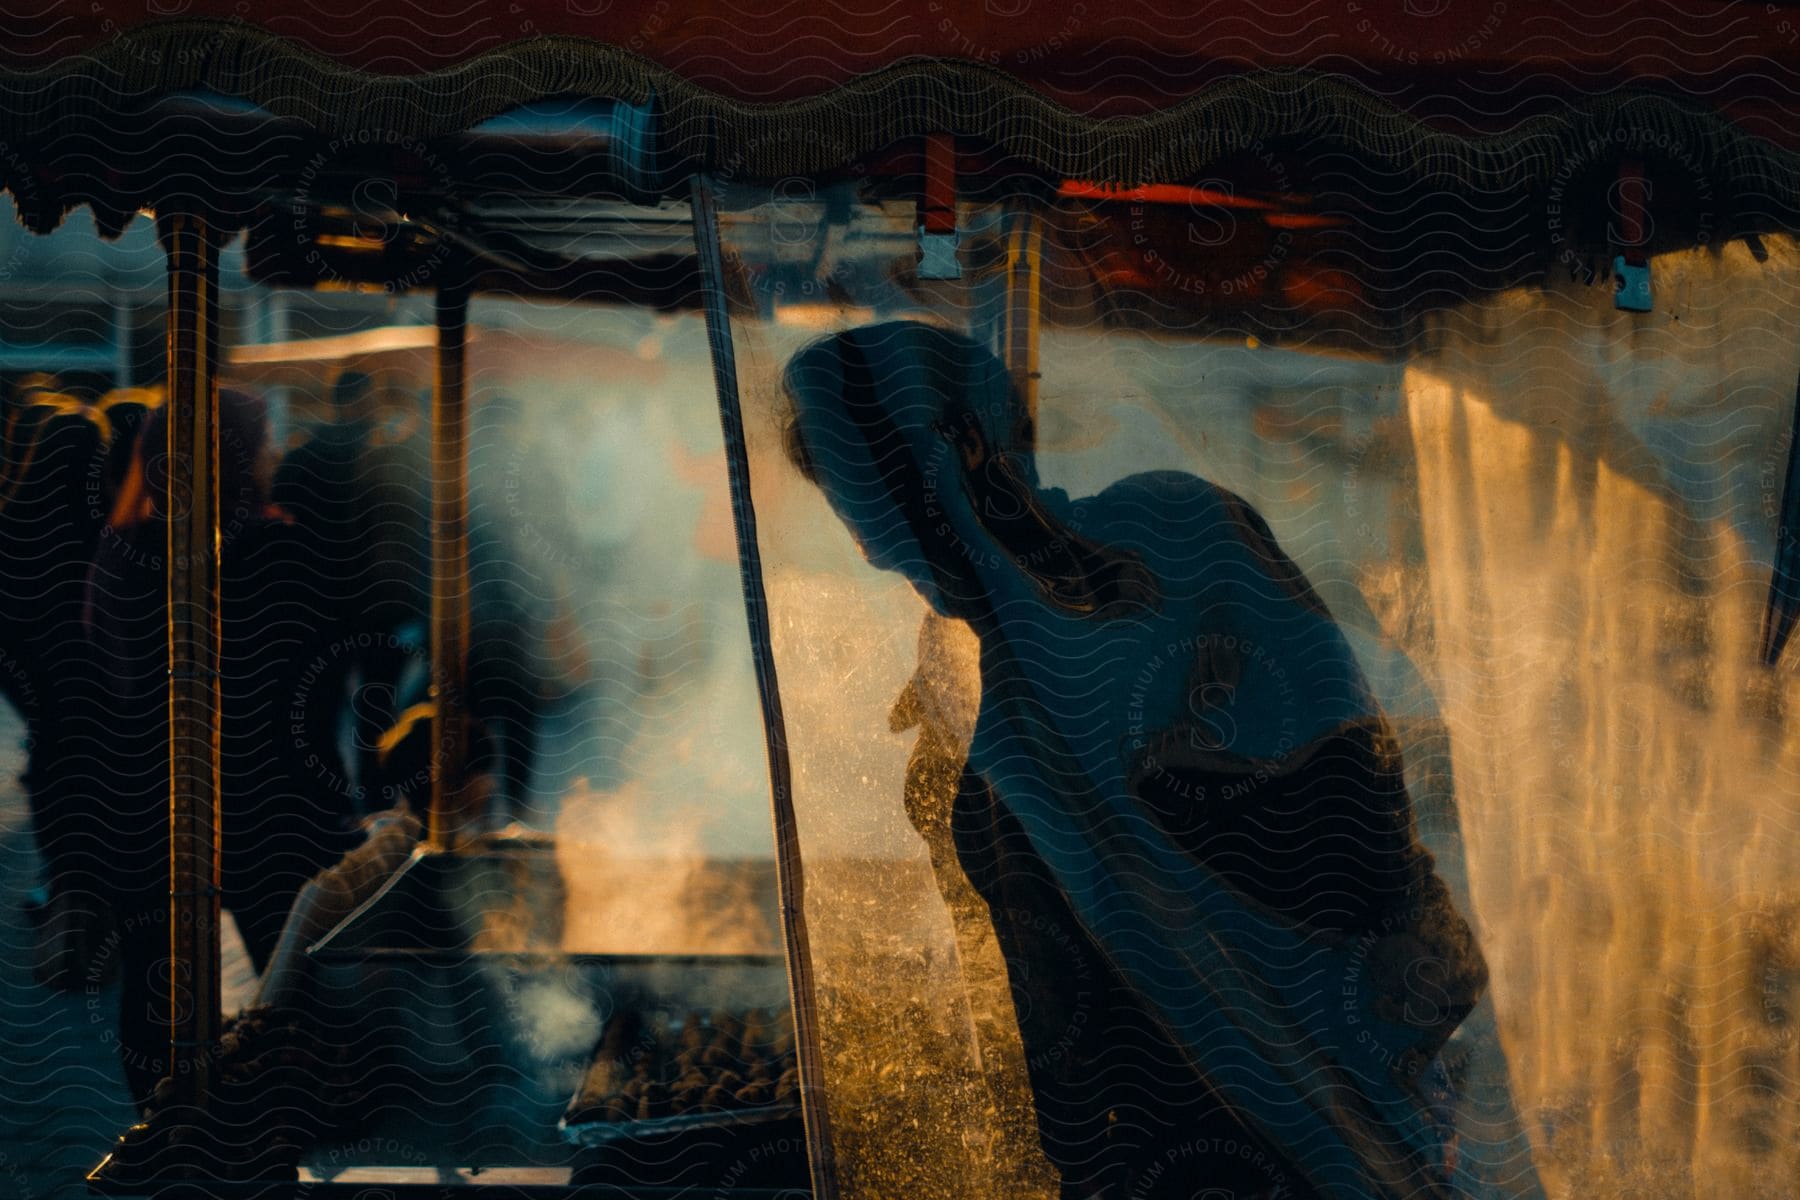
[1057,182,1278,211]
[921,134,956,235]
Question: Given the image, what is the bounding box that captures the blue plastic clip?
[1613,255,1652,313]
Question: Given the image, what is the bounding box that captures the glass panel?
[199,234,784,1180]
[710,173,1800,1200]
[1400,245,1800,1200]
[712,187,1062,1200]
[457,291,775,945]
[7,195,789,1190]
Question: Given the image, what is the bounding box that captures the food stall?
[2,4,1799,1198]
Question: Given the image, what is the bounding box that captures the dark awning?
[2,10,1798,218]
[5,8,1796,346]
[8,2,1800,132]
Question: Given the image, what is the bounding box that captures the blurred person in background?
[0,378,117,986]
[276,372,587,830]
[84,387,360,1107]
[274,367,430,808]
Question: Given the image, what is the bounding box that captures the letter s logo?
[1402,955,1454,1027]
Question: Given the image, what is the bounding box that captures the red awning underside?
[5,0,1800,144]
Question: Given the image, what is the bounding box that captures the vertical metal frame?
[157,210,223,1112]
[690,175,840,1200]
[429,275,473,847]
[1002,205,1043,444]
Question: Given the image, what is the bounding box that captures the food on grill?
[107,1004,367,1181]
[567,1005,799,1127]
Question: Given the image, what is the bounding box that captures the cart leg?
[429,276,474,847]
[157,209,224,1114]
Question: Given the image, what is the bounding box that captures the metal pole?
[428,275,472,848]
[158,210,223,1112]
[690,175,840,1200]
[1002,206,1042,448]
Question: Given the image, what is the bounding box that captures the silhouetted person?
[0,388,116,985]
[272,368,381,566]
[274,369,430,808]
[85,389,359,1106]
[781,322,1487,1200]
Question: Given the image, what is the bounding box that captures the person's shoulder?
[227,514,323,577]
[1070,468,1220,505]
[1075,470,1239,536]
[1099,468,1232,500]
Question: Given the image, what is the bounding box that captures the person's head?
[327,368,378,425]
[782,320,1035,485]
[780,320,1156,622]
[779,321,1035,615]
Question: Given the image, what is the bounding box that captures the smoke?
[485,775,782,1077]
[553,777,776,956]
[460,310,774,856]
[510,972,604,1063]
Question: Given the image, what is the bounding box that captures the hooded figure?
[84,388,359,1107]
[781,322,1487,1200]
